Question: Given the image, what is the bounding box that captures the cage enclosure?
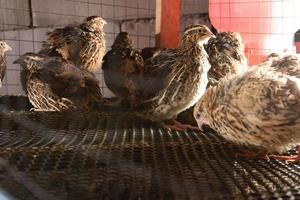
[209,0,300,64]
[0,0,299,200]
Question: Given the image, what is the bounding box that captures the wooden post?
[155,0,180,48]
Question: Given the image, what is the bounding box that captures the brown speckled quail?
[0,41,12,87]
[177,31,248,126]
[39,16,106,73]
[135,24,215,131]
[14,53,103,111]
[102,32,144,106]
[194,62,300,163]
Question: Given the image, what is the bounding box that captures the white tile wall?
[0,0,30,31]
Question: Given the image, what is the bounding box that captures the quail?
[102,32,144,106]
[39,16,106,73]
[14,53,103,111]
[194,63,300,163]
[178,31,248,126]
[135,24,215,131]
[0,41,12,87]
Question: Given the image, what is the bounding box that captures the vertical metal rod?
[155,0,162,46]
[28,0,34,28]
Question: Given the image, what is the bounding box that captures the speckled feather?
[0,54,6,83]
[0,41,11,86]
[39,16,106,73]
[136,25,214,122]
[140,47,165,61]
[194,64,300,153]
[15,53,102,111]
[268,54,300,78]
[205,32,248,87]
[254,53,300,79]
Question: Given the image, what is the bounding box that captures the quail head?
[205,31,248,87]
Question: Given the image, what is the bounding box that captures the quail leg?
[103,98,122,106]
[173,120,200,130]
[160,120,200,131]
[234,149,270,161]
[77,100,90,111]
[269,146,300,163]
[159,122,186,131]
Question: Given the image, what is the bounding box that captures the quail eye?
[196,113,201,119]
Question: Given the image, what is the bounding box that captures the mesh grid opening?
[0,111,299,200]
[0,0,299,199]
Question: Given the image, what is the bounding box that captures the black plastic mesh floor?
[0,111,299,200]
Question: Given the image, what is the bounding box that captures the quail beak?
[206,31,215,39]
[5,44,12,51]
[101,19,107,25]
[196,120,204,132]
[199,31,215,44]
[199,125,205,132]
[195,117,210,132]
[13,58,22,64]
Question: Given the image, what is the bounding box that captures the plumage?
[194,61,300,160]
[254,53,300,79]
[39,16,106,73]
[140,47,164,61]
[134,24,214,130]
[254,53,282,69]
[267,54,300,78]
[178,31,247,126]
[205,31,248,87]
[0,41,12,86]
[102,32,144,104]
[14,53,103,111]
